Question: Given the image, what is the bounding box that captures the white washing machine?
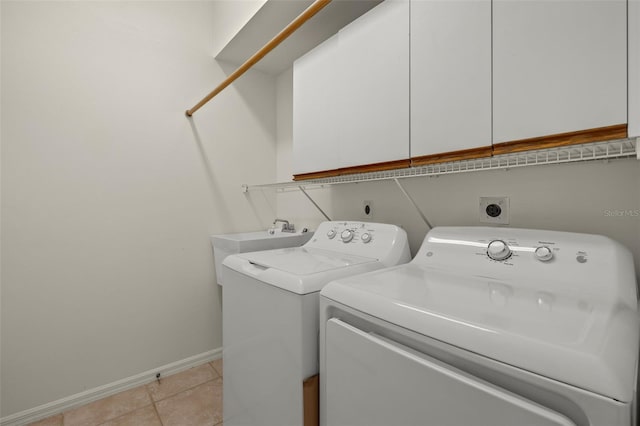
[320,226,639,426]
[222,221,411,426]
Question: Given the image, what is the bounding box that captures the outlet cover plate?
[480,197,509,225]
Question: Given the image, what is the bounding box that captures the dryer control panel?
[305,221,411,267]
[414,226,637,303]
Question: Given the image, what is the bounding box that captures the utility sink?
[210,229,313,286]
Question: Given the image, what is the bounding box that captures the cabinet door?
[410,0,492,162]
[493,0,627,145]
[293,34,340,176]
[629,0,640,138]
[337,0,410,169]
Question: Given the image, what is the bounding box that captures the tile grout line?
[152,376,221,404]
[92,403,154,426]
[150,362,223,425]
[209,361,223,378]
[144,372,164,426]
[152,377,221,426]
[152,401,165,426]
[57,381,155,426]
[150,363,221,404]
[88,386,156,426]
[53,360,221,426]
[144,384,165,426]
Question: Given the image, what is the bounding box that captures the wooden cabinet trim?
[411,146,493,166]
[293,125,626,181]
[492,124,627,155]
[293,159,411,181]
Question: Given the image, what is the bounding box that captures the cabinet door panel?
[629,0,640,137]
[337,0,410,168]
[493,0,627,144]
[293,35,340,176]
[411,0,491,158]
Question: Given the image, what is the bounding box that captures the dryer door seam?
[325,318,576,426]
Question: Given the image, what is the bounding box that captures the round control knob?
[487,240,512,261]
[534,246,553,262]
[326,229,336,239]
[341,229,354,243]
[361,233,372,243]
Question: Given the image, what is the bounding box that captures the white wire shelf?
[243,137,638,193]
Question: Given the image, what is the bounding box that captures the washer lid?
[238,247,376,274]
[223,247,379,294]
[321,264,640,403]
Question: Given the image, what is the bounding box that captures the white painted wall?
[1,1,277,417]
[276,68,333,225]
[209,0,267,56]
[276,69,640,278]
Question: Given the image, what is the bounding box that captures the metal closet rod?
[185,0,332,117]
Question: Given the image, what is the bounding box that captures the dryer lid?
[321,263,640,403]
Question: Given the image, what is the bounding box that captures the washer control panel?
[306,221,410,264]
[320,222,378,245]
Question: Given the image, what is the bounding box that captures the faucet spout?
[273,218,295,233]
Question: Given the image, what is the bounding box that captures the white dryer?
[320,226,639,426]
[222,221,410,426]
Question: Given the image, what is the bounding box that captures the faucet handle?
[281,223,295,233]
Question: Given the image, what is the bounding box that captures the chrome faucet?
[273,218,295,233]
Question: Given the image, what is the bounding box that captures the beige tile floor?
[28,359,223,426]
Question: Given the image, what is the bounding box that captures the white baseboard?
[0,348,222,426]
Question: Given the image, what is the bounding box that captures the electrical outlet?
[479,197,509,225]
[363,201,373,218]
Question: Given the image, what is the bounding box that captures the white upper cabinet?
[410,0,492,159]
[337,0,410,168]
[293,35,340,176]
[629,0,640,138]
[293,0,630,179]
[293,0,409,176]
[493,0,627,144]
